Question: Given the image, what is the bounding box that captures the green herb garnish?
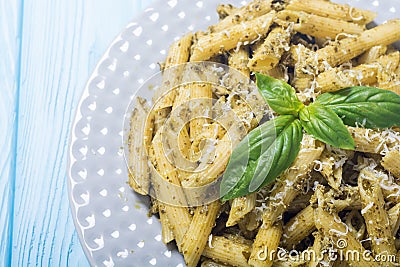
[220,74,400,201]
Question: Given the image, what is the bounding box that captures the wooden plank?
[0,0,22,266]
[10,0,147,265]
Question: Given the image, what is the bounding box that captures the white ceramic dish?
[68,1,400,266]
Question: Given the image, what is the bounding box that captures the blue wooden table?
[0,1,150,265]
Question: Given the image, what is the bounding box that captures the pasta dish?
[127,0,400,266]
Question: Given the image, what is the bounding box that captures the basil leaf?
[256,73,304,116]
[299,103,355,150]
[220,115,303,200]
[315,86,400,128]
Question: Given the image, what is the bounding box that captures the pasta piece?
[388,203,400,235]
[307,232,327,267]
[317,148,352,190]
[201,260,231,267]
[158,202,175,244]
[229,46,251,77]
[151,130,192,247]
[382,150,400,179]
[276,10,364,39]
[358,169,397,259]
[152,107,171,134]
[226,193,257,227]
[189,82,213,158]
[210,0,273,32]
[314,187,380,267]
[191,11,276,61]
[273,258,305,267]
[377,76,400,95]
[216,4,239,20]
[348,127,400,154]
[316,52,400,92]
[182,91,261,192]
[282,186,361,248]
[248,26,292,71]
[154,33,193,110]
[238,209,260,232]
[313,20,400,71]
[248,222,282,267]
[379,174,400,205]
[286,190,314,213]
[181,133,231,188]
[181,201,221,267]
[222,233,254,247]
[165,33,193,67]
[286,0,377,25]
[377,51,400,92]
[289,44,316,90]
[357,45,387,65]
[281,205,314,249]
[128,97,153,195]
[203,236,252,267]
[260,136,324,229]
[160,82,198,171]
[191,123,221,166]
[257,64,289,81]
[344,210,366,241]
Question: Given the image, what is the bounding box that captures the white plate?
[68,1,400,266]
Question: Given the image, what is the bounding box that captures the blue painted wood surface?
[0,1,149,266]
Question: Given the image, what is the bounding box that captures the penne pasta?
[314,186,380,267]
[313,20,400,72]
[229,46,251,77]
[226,193,257,227]
[248,26,292,71]
[273,258,305,267]
[257,64,289,81]
[248,222,283,267]
[357,45,387,65]
[286,0,377,25]
[388,203,400,235]
[181,201,221,267]
[191,11,276,61]
[151,130,192,247]
[382,150,400,179]
[307,232,328,267]
[201,260,231,267]
[203,235,252,267]
[276,10,364,39]
[128,97,153,195]
[189,82,213,158]
[158,202,175,244]
[316,52,400,92]
[216,4,239,20]
[154,33,193,110]
[260,136,324,229]
[281,205,314,249]
[317,148,352,190]
[210,0,273,33]
[282,186,361,249]
[358,169,397,261]
[181,133,232,189]
[348,127,400,154]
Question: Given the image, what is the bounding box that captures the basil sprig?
[220,115,302,200]
[220,74,400,201]
[299,103,355,150]
[256,73,304,116]
[315,86,400,128]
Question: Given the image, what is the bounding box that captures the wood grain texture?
[0,1,22,266]
[0,0,148,266]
